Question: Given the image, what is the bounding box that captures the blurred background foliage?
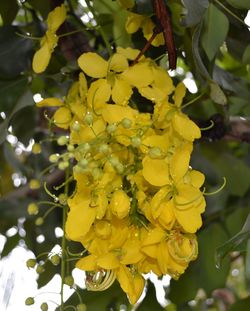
[0,0,250,310]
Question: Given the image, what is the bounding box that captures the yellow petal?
[158,201,175,230]
[79,72,88,100]
[174,207,202,233]
[97,253,120,269]
[36,97,63,107]
[173,112,201,142]
[117,46,142,61]
[53,107,72,129]
[157,241,169,274]
[127,274,145,305]
[87,79,111,111]
[142,156,170,186]
[142,18,164,47]
[170,146,191,182]
[142,134,169,152]
[142,228,166,246]
[76,255,97,271]
[111,78,132,105]
[101,104,137,124]
[152,66,174,97]
[78,53,108,78]
[121,239,144,264]
[47,4,67,32]
[174,82,186,107]
[190,170,205,188]
[109,53,128,72]
[125,12,144,33]
[121,62,153,88]
[32,41,51,74]
[66,190,96,241]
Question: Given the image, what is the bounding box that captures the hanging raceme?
[30,3,207,306]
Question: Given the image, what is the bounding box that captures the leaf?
[229,297,250,311]
[242,44,250,64]
[216,214,250,268]
[137,281,164,310]
[0,89,33,144]
[134,0,153,15]
[210,81,227,105]
[0,26,33,78]
[0,0,19,25]
[168,223,230,305]
[27,0,50,18]
[201,4,229,60]
[113,8,131,47]
[182,0,209,27]
[37,260,60,288]
[1,233,19,257]
[225,0,250,10]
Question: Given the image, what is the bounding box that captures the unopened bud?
[26,258,36,268]
[27,203,39,215]
[121,118,132,129]
[40,302,48,311]
[35,217,44,226]
[64,275,74,287]
[32,143,41,154]
[49,153,59,163]
[57,136,68,146]
[50,254,60,266]
[29,179,40,190]
[25,297,35,306]
[84,113,93,126]
[77,304,87,311]
[36,265,45,274]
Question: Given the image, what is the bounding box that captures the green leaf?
[229,297,250,311]
[137,281,164,310]
[169,223,230,305]
[37,260,60,288]
[216,214,250,268]
[27,0,50,18]
[225,0,250,10]
[182,0,209,26]
[201,3,229,60]
[1,233,19,257]
[210,81,227,105]
[0,0,19,25]
[0,89,33,144]
[242,44,250,64]
[0,26,33,78]
[113,9,131,47]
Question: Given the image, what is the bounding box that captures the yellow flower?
[126,12,164,47]
[32,4,67,73]
[110,190,131,219]
[154,82,201,141]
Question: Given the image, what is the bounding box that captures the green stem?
[85,0,113,56]
[60,167,70,310]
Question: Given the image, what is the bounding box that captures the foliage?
[0,0,250,310]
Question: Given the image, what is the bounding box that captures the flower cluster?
[37,45,205,303]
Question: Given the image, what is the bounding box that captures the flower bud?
[67,144,74,152]
[131,136,141,148]
[27,203,39,215]
[36,265,45,274]
[84,113,93,126]
[106,123,117,134]
[40,302,48,311]
[26,258,36,268]
[58,193,67,205]
[58,161,69,170]
[121,118,132,128]
[35,217,44,226]
[72,121,81,131]
[25,297,35,306]
[148,147,162,158]
[32,143,41,154]
[64,275,74,287]
[29,179,40,190]
[50,254,60,266]
[79,158,88,168]
[99,144,110,154]
[49,153,59,163]
[57,135,68,146]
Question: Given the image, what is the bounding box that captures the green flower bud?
[77,304,87,311]
[84,113,93,126]
[26,258,36,268]
[49,153,59,163]
[25,297,35,306]
[99,144,110,154]
[40,302,48,311]
[50,254,60,266]
[121,118,132,129]
[27,203,39,215]
[35,217,44,226]
[67,144,74,152]
[109,156,119,167]
[36,265,45,274]
[72,121,81,131]
[58,193,67,205]
[57,136,68,146]
[148,147,162,158]
[131,136,141,148]
[106,123,117,134]
[29,179,40,190]
[58,161,69,170]
[32,143,41,154]
[80,142,90,152]
[115,163,124,174]
[64,275,74,287]
[79,158,88,168]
